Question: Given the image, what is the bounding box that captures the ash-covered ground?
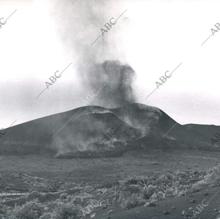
[0,149,220,219]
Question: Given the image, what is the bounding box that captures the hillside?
[0,103,219,157]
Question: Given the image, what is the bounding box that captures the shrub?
[39,212,54,219]
[120,193,145,209]
[53,203,82,219]
[11,200,44,219]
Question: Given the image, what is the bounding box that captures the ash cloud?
[44,0,134,107]
[87,60,135,107]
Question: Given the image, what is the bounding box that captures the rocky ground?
[0,149,220,219]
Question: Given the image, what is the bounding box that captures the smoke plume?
[87,60,135,107]
[43,0,135,107]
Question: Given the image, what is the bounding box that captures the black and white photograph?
[0,0,220,218]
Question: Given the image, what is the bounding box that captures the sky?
[0,0,220,128]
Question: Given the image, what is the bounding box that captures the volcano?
[0,103,220,157]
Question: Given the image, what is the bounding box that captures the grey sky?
[0,0,220,128]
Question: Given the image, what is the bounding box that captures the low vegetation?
[0,165,220,218]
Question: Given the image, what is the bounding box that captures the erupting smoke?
[43,0,134,107]
[87,60,135,107]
